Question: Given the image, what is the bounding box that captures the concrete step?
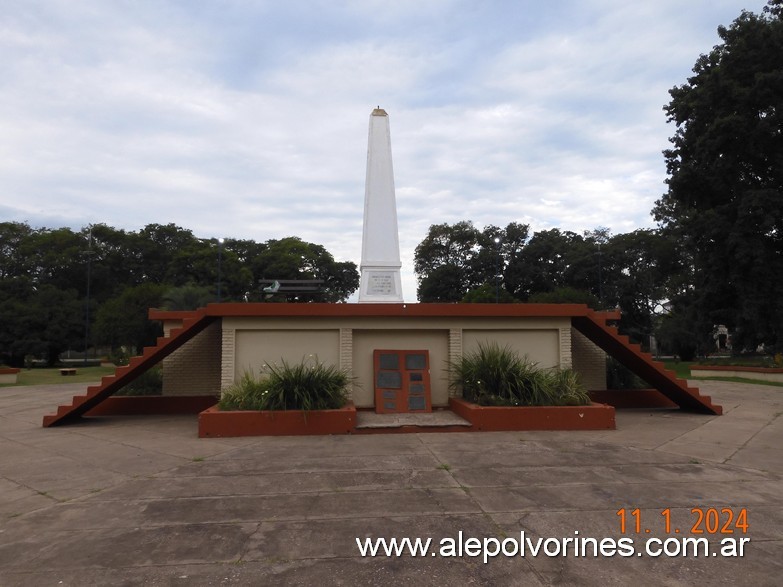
[42,312,217,427]
[572,311,722,415]
[354,410,471,429]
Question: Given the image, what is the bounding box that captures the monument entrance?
[373,349,432,413]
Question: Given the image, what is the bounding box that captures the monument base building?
[42,302,722,430]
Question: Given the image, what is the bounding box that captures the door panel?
[374,349,431,413]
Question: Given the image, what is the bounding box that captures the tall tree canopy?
[504,229,596,301]
[414,221,678,350]
[414,222,530,302]
[653,0,783,351]
[0,222,359,365]
[247,237,359,302]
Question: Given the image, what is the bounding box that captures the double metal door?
[373,350,431,413]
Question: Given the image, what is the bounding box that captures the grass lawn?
[661,360,783,388]
[694,376,783,388]
[695,355,779,368]
[662,360,694,379]
[1,366,117,387]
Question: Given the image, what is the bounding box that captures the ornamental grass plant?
[218,357,350,411]
[449,341,590,406]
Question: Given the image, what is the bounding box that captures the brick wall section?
[162,320,222,396]
[448,328,462,397]
[340,328,353,400]
[220,326,236,392]
[571,327,607,390]
[559,327,573,369]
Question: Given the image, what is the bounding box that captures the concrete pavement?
[0,380,781,586]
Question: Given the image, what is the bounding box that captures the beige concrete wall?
[0,372,19,384]
[352,329,450,408]
[571,328,607,390]
[462,329,561,369]
[159,315,609,404]
[234,329,340,380]
[222,316,569,334]
[162,321,222,396]
[221,315,571,407]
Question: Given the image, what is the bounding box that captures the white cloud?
[0,0,769,300]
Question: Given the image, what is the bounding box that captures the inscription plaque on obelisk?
[358,108,404,303]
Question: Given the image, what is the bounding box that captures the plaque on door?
[373,349,431,414]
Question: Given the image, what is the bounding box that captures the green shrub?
[109,348,130,366]
[695,355,777,368]
[115,366,163,396]
[547,367,592,406]
[528,287,599,307]
[448,342,590,406]
[218,357,350,411]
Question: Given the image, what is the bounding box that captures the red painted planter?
[448,397,615,431]
[199,402,357,438]
[85,395,219,416]
[0,367,21,384]
[589,389,678,409]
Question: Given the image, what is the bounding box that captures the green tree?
[414,221,529,302]
[92,283,166,354]
[653,1,783,351]
[416,264,465,302]
[0,277,36,366]
[414,222,481,302]
[602,230,679,347]
[129,224,200,284]
[0,280,83,366]
[462,283,517,303]
[0,222,35,280]
[84,224,137,302]
[16,227,85,292]
[162,284,215,310]
[504,229,595,300]
[0,221,358,366]
[247,237,359,302]
[528,287,599,306]
[29,286,86,365]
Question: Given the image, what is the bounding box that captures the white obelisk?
[358,108,404,303]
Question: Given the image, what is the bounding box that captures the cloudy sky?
[0,0,767,300]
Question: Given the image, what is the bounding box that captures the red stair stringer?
[572,310,722,415]
[42,310,219,427]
